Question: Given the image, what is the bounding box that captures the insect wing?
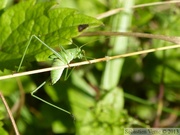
[51,58,65,85]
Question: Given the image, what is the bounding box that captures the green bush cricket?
[18,34,86,115]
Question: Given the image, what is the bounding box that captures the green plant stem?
[124,92,180,116]
[101,0,134,90]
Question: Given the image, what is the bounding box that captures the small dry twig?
[80,31,180,44]
[0,43,180,80]
[0,92,20,135]
[96,0,180,19]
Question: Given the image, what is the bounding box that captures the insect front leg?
[64,67,75,81]
[17,35,65,72]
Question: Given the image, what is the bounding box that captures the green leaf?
[77,87,125,135]
[77,87,147,135]
[0,0,102,71]
[0,0,7,10]
[0,127,8,135]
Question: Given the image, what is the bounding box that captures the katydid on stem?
[18,35,86,116]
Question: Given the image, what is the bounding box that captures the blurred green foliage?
[0,0,180,135]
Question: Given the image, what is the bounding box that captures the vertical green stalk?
[101,0,135,90]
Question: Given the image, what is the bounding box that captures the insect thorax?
[65,48,84,60]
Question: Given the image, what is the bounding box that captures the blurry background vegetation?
[0,0,180,135]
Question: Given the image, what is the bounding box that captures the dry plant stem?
[80,31,180,44]
[154,55,165,127]
[0,92,20,135]
[160,108,178,127]
[153,83,164,127]
[0,43,180,80]
[96,0,180,19]
[10,78,25,119]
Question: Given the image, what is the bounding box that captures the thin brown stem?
[96,1,180,19]
[80,31,180,44]
[0,92,20,135]
[0,43,180,80]
[153,51,166,127]
[10,78,25,118]
[153,83,164,127]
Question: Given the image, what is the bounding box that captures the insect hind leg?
[31,80,73,115]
